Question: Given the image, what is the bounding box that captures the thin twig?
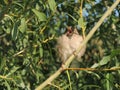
[64,67,120,71]
[48,82,62,89]
[0,75,13,80]
[13,49,25,57]
[42,34,55,43]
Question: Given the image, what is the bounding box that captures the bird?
[56,26,86,63]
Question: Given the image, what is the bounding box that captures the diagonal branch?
[35,0,120,90]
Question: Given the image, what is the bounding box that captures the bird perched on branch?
[56,26,86,64]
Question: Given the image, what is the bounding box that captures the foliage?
[0,0,120,90]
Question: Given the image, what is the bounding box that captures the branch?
[65,67,120,71]
[35,0,120,90]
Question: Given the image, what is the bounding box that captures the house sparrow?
[56,26,86,63]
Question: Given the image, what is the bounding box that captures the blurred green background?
[0,0,120,90]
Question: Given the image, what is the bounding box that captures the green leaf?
[32,9,47,21]
[67,13,77,22]
[48,0,56,12]
[105,73,114,90]
[0,57,6,71]
[6,28,10,34]
[91,56,111,68]
[4,81,11,90]
[4,0,9,5]
[78,17,86,28]
[19,18,27,33]
[6,66,20,77]
[4,14,14,23]
[39,43,43,57]
[111,48,120,57]
[99,56,111,65]
[11,21,20,40]
[15,75,25,88]
[12,2,24,9]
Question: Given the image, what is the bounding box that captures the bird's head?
[66,26,79,37]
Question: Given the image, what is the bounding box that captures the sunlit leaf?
[105,73,114,90]
[4,81,11,90]
[78,17,86,28]
[4,0,9,5]
[91,56,111,68]
[6,66,20,77]
[19,18,27,33]
[99,56,111,66]
[32,9,47,21]
[48,0,56,12]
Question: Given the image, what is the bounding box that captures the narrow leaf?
[4,81,11,90]
[19,18,27,33]
[6,66,20,77]
[91,56,111,68]
[99,56,111,66]
[48,0,56,12]
[111,48,120,57]
[11,21,20,40]
[32,9,47,21]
